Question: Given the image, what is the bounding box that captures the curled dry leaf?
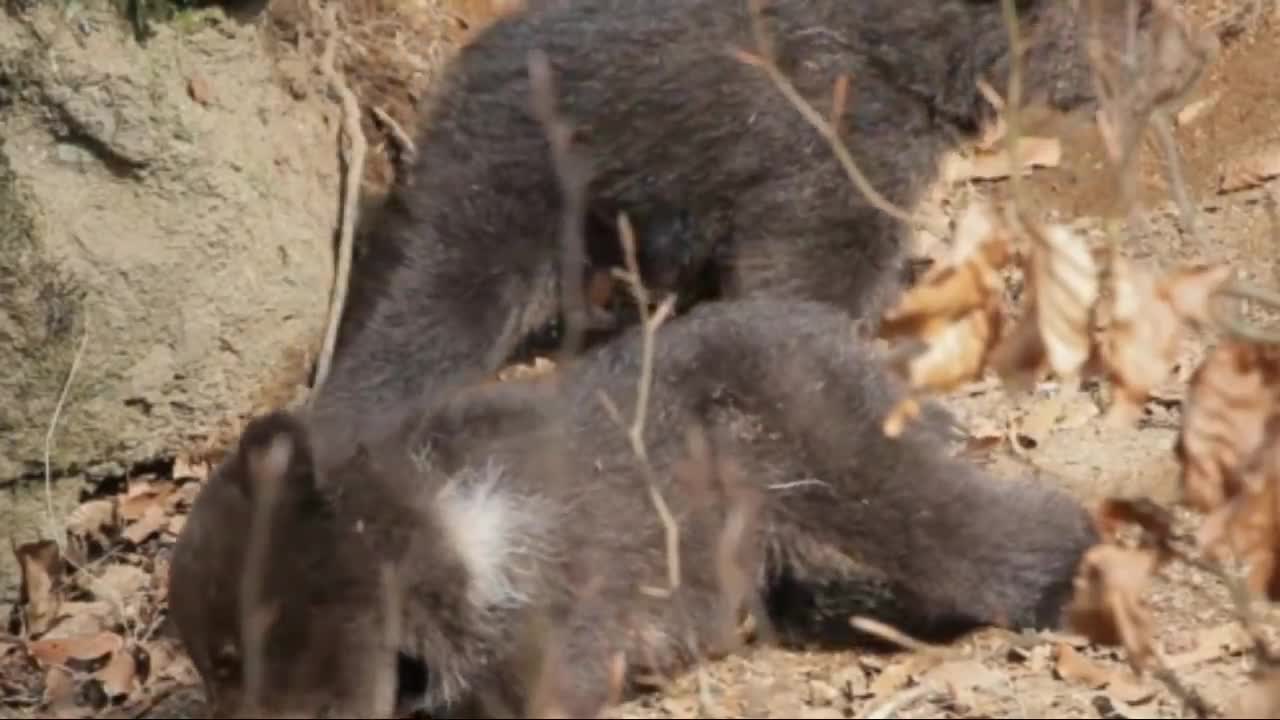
[1065,544,1162,674]
[879,201,1012,340]
[1097,260,1233,426]
[879,202,1011,436]
[1027,223,1100,379]
[14,540,64,636]
[1176,341,1280,512]
[1196,424,1280,600]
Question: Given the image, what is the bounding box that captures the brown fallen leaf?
[95,643,144,701]
[1219,144,1280,194]
[40,601,116,641]
[1196,433,1280,600]
[879,201,1012,340]
[42,665,89,719]
[64,499,119,545]
[122,505,170,546]
[1097,260,1233,426]
[14,539,64,636]
[1028,223,1100,379]
[146,638,200,685]
[1065,544,1163,674]
[1176,341,1280,513]
[1054,644,1155,704]
[26,632,123,668]
[891,309,1003,396]
[118,479,176,523]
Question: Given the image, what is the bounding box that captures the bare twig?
[311,2,369,399]
[1209,279,1280,345]
[528,48,595,363]
[999,0,1028,229]
[371,105,417,161]
[734,0,947,239]
[596,213,682,595]
[861,685,934,720]
[849,616,952,659]
[44,314,90,552]
[1152,110,1199,238]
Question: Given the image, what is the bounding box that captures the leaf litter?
[4,458,209,718]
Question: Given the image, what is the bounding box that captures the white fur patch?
[434,459,560,612]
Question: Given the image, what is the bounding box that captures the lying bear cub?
[169,298,1099,718]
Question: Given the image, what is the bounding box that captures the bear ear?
[230,410,319,503]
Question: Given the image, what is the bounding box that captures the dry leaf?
[64,500,119,544]
[26,632,123,668]
[14,540,64,636]
[1054,644,1154,703]
[1219,144,1280,194]
[122,505,169,546]
[40,601,116,640]
[1195,439,1280,600]
[1065,544,1162,674]
[146,639,200,685]
[894,309,1001,394]
[81,563,150,598]
[1177,341,1280,512]
[880,202,1012,340]
[1030,224,1100,378]
[118,479,176,523]
[95,644,142,700]
[41,666,87,718]
[941,136,1062,183]
[1098,260,1233,426]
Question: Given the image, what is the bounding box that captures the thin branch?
[44,314,90,552]
[734,0,947,239]
[528,48,594,363]
[596,213,682,594]
[1209,279,1280,345]
[311,2,368,399]
[999,0,1028,229]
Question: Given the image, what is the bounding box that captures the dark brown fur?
[170,298,1099,718]
[310,0,1215,459]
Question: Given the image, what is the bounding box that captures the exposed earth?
[3,1,1280,718]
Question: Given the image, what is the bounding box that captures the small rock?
[188,74,213,106]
